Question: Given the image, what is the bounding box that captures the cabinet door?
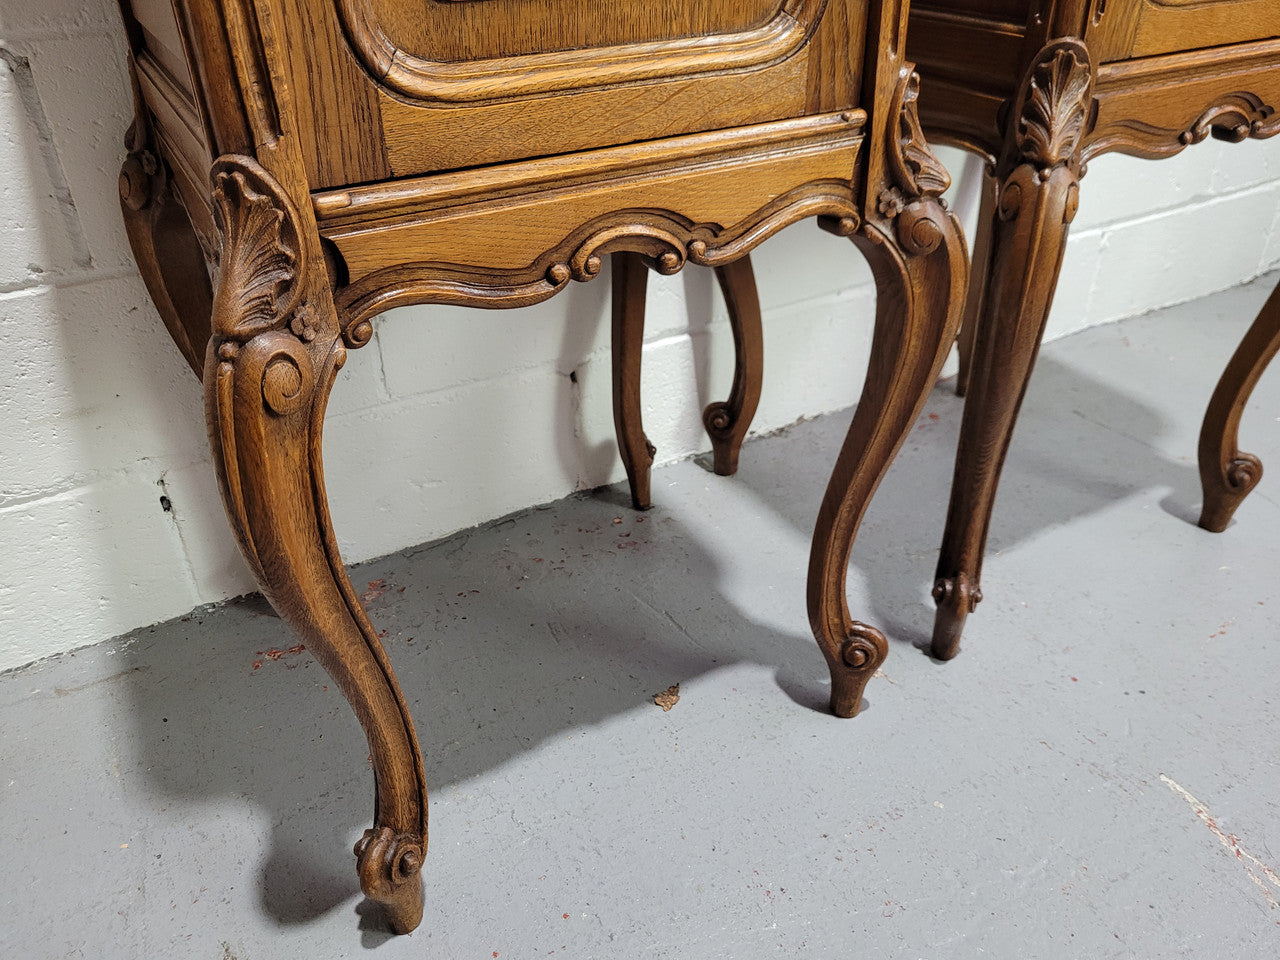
[1093,0,1280,62]
[280,0,866,186]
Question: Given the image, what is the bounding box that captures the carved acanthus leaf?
[210,156,306,343]
[871,66,953,255]
[889,68,950,200]
[1015,42,1093,173]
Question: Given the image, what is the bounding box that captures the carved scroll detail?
[1087,88,1279,161]
[210,157,308,344]
[355,826,424,913]
[1181,92,1279,146]
[889,69,951,199]
[119,117,161,214]
[876,66,952,256]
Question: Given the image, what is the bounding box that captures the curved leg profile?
[810,67,967,717]
[205,157,427,933]
[1198,277,1280,531]
[611,252,657,510]
[932,40,1093,660]
[703,256,764,475]
[954,171,997,399]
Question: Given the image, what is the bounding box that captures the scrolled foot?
[355,826,426,934]
[702,401,740,476]
[930,575,982,660]
[1197,277,1280,533]
[1198,453,1263,532]
[828,623,889,718]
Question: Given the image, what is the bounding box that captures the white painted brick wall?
[2,0,1279,671]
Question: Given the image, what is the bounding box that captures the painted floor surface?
[4,275,1280,958]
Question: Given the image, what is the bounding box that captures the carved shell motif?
[210,158,305,343]
[1015,43,1093,174]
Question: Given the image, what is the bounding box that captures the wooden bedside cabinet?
[905,0,1279,657]
[676,0,1278,669]
[115,0,967,932]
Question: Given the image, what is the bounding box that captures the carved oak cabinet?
[678,0,1279,665]
[906,0,1280,657]
[114,0,966,933]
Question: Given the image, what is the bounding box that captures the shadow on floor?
[116,311,1249,935]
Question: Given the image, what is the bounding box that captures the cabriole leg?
[1198,277,1280,531]
[611,252,657,510]
[205,156,427,933]
[931,40,1093,661]
[809,67,968,717]
[703,256,764,475]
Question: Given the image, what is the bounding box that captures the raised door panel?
[361,0,784,65]
[280,0,867,187]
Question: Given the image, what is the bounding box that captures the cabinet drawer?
[1097,0,1280,61]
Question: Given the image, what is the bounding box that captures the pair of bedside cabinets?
[112,0,1277,933]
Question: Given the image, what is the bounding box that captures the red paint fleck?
[612,517,623,525]
[493,953,499,958]
[535,558,544,563]
[562,913,569,919]
[361,579,390,603]
[928,413,939,421]
[1071,677,1078,682]
[322,685,328,691]
[252,660,263,670]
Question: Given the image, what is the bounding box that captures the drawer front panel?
[1095,0,1280,62]
[1087,40,1280,158]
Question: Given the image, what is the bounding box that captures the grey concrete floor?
[5,275,1280,958]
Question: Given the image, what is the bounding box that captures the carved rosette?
[875,66,952,255]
